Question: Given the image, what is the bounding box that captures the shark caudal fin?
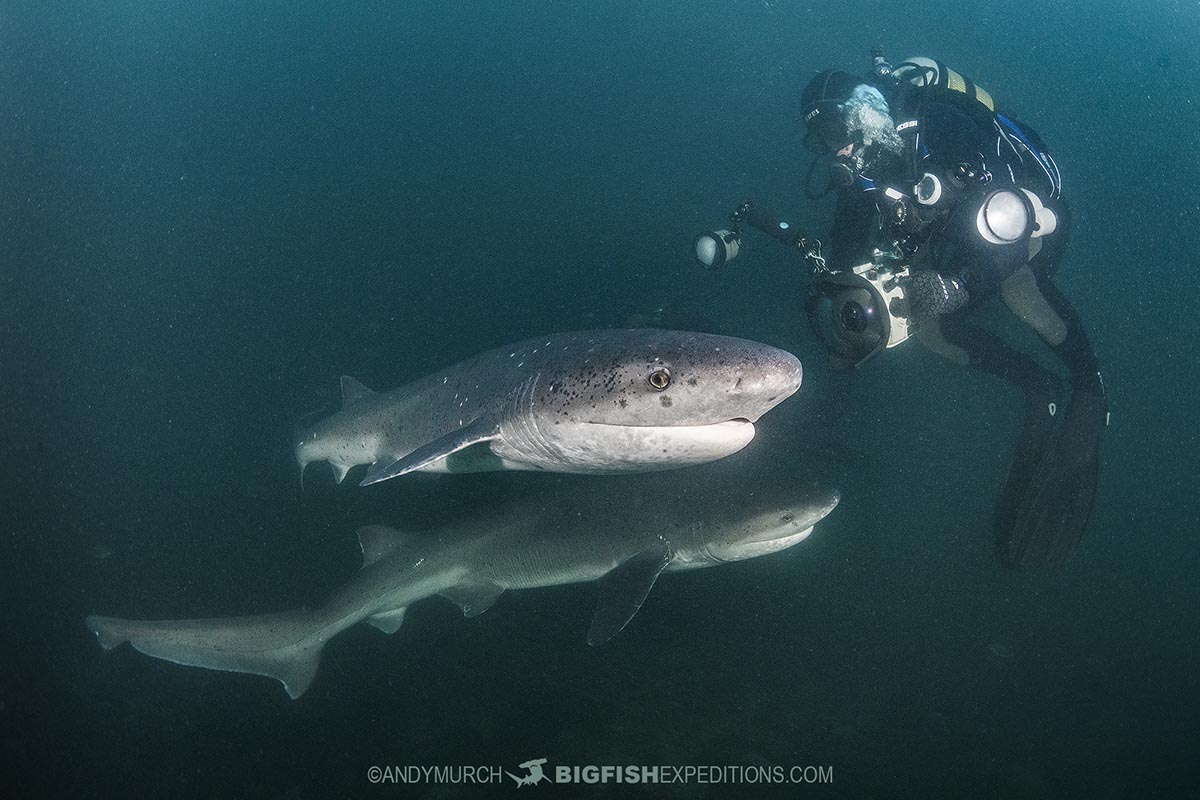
[85,526,428,699]
[85,610,334,700]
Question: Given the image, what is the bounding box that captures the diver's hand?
[902,270,969,318]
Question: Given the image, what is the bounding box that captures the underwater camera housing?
[696,201,916,369]
[805,260,914,370]
[696,200,919,369]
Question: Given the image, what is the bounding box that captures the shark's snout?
[771,351,804,395]
[726,350,802,420]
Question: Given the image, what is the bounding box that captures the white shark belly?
[489,419,757,474]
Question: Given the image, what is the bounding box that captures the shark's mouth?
[588,418,754,428]
[694,418,755,429]
[676,418,756,431]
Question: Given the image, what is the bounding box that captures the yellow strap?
[946,69,967,94]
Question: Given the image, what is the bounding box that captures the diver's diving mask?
[804,101,855,155]
[805,85,903,189]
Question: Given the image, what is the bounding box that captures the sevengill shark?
[87,471,838,698]
[293,329,803,486]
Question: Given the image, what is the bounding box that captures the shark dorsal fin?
[340,376,375,407]
[587,543,672,646]
[356,525,406,568]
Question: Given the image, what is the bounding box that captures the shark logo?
[506,757,550,786]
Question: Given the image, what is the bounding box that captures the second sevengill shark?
[294,328,803,486]
[86,471,839,699]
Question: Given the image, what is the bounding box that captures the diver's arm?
[826,192,877,272]
[903,269,970,317]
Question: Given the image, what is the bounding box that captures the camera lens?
[840,300,868,332]
[807,278,888,370]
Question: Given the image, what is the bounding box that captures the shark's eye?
[781,512,795,523]
[647,368,671,391]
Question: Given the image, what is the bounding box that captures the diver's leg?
[1020,272,1109,561]
[938,312,1062,397]
[1000,265,1068,346]
[1034,272,1105,395]
[962,187,1106,565]
[912,318,970,365]
[987,264,1108,566]
[938,313,1074,567]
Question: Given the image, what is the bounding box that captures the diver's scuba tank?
[869,45,893,80]
[858,50,1061,252]
[889,56,996,114]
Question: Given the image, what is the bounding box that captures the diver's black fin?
[995,388,1108,567]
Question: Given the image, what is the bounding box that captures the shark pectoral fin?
[367,607,408,634]
[360,418,501,486]
[339,375,376,407]
[357,525,408,567]
[277,653,323,700]
[440,581,506,618]
[587,544,672,647]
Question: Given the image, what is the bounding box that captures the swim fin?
[994,385,1108,567]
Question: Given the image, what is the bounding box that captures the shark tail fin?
[85,609,338,700]
[291,410,328,493]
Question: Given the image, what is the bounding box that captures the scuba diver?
[695,51,1108,567]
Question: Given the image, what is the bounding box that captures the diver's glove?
[901,270,970,318]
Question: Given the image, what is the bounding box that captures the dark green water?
[2,1,1197,797]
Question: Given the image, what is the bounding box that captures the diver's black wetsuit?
[826,87,1107,567]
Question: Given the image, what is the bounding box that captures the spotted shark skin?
[293,329,803,486]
